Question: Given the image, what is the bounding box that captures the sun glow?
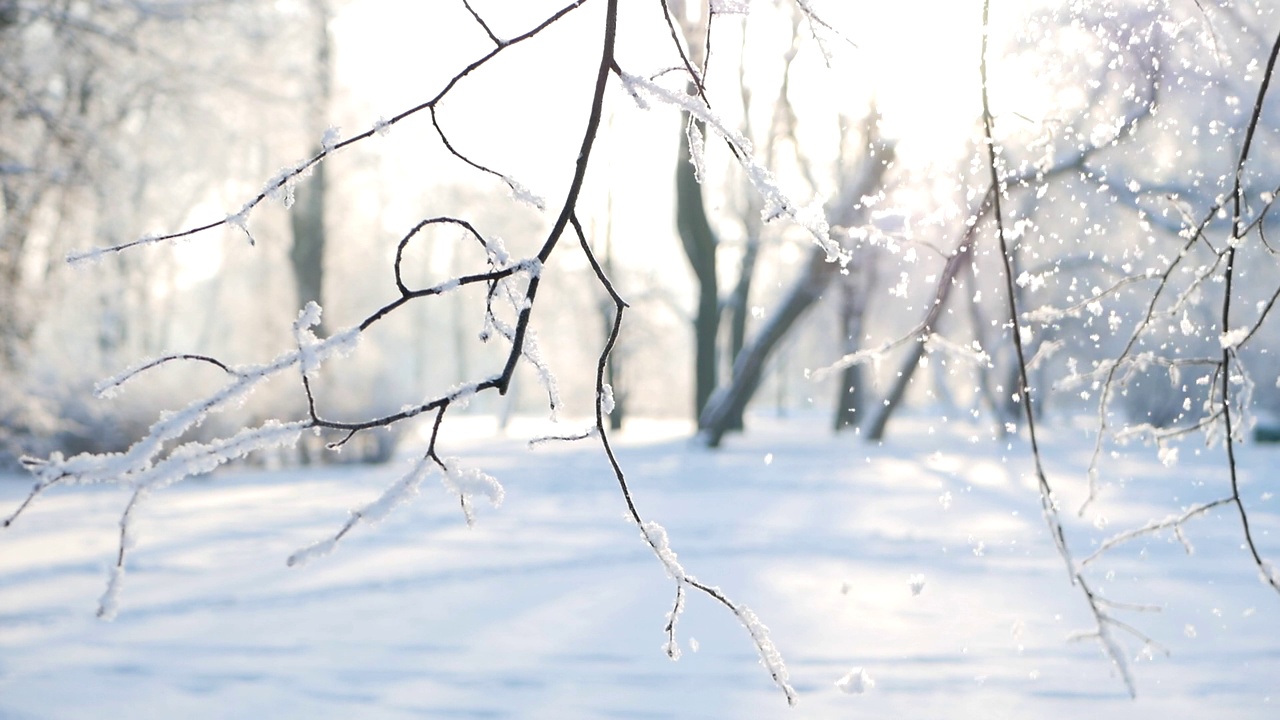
[808,0,1060,166]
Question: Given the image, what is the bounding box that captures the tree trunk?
[675,118,720,421]
[720,227,759,432]
[865,226,979,441]
[288,0,332,331]
[699,245,838,447]
[699,111,893,446]
[832,267,870,432]
[289,149,327,328]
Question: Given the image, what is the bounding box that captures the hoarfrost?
[663,585,686,660]
[361,455,437,524]
[289,455,442,567]
[686,121,707,184]
[225,206,252,240]
[263,161,315,210]
[1219,327,1249,349]
[835,666,874,694]
[600,384,616,415]
[1097,623,1136,698]
[441,459,505,527]
[503,175,546,211]
[286,537,339,568]
[640,521,686,583]
[908,574,926,596]
[69,234,160,267]
[1180,311,1197,336]
[321,126,342,152]
[924,334,991,367]
[96,565,126,621]
[738,604,796,704]
[616,69,845,265]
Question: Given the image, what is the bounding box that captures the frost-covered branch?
[568,212,797,704]
[1220,19,1280,597]
[614,66,846,265]
[1080,497,1235,567]
[2,0,811,706]
[65,0,594,263]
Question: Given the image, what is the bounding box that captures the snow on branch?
[615,68,848,265]
[2,0,841,706]
[1080,498,1234,567]
[62,0,595,264]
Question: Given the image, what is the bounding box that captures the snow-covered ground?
[1,414,1277,719]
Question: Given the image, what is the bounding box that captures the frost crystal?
[286,537,339,568]
[503,175,546,211]
[1180,311,1197,336]
[360,455,437,524]
[908,573,926,596]
[616,69,846,265]
[738,604,795,704]
[97,565,126,621]
[663,585,686,660]
[321,126,342,152]
[1219,327,1249,349]
[686,121,707,183]
[641,521,687,583]
[441,459,505,527]
[262,161,314,210]
[835,666,874,694]
[599,384,616,416]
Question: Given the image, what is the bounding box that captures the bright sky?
[171,0,1057,288]
[331,0,1017,162]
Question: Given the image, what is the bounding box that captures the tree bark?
[832,264,871,432]
[865,228,979,441]
[675,119,720,421]
[698,111,893,446]
[288,0,332,333]
[699,245,838,447]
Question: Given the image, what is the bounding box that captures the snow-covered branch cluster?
[0,0,851,707]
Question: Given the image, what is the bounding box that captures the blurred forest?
[4,0,1280,470]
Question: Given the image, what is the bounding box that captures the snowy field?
[1,414,1277,719]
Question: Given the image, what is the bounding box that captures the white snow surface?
[1,413,1277,718]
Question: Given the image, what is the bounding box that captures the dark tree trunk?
[719,229,759,432]
[288,0,332,331]
[675,118,720,422]
[700,245,838,447]
[699,111,893,446]
[289,149,327,330]
[866,226,979,441]
[832,262,872,432]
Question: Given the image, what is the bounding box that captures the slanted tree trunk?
[700,114,893,446]
[699,244,840,447]
[865,223,980,441]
